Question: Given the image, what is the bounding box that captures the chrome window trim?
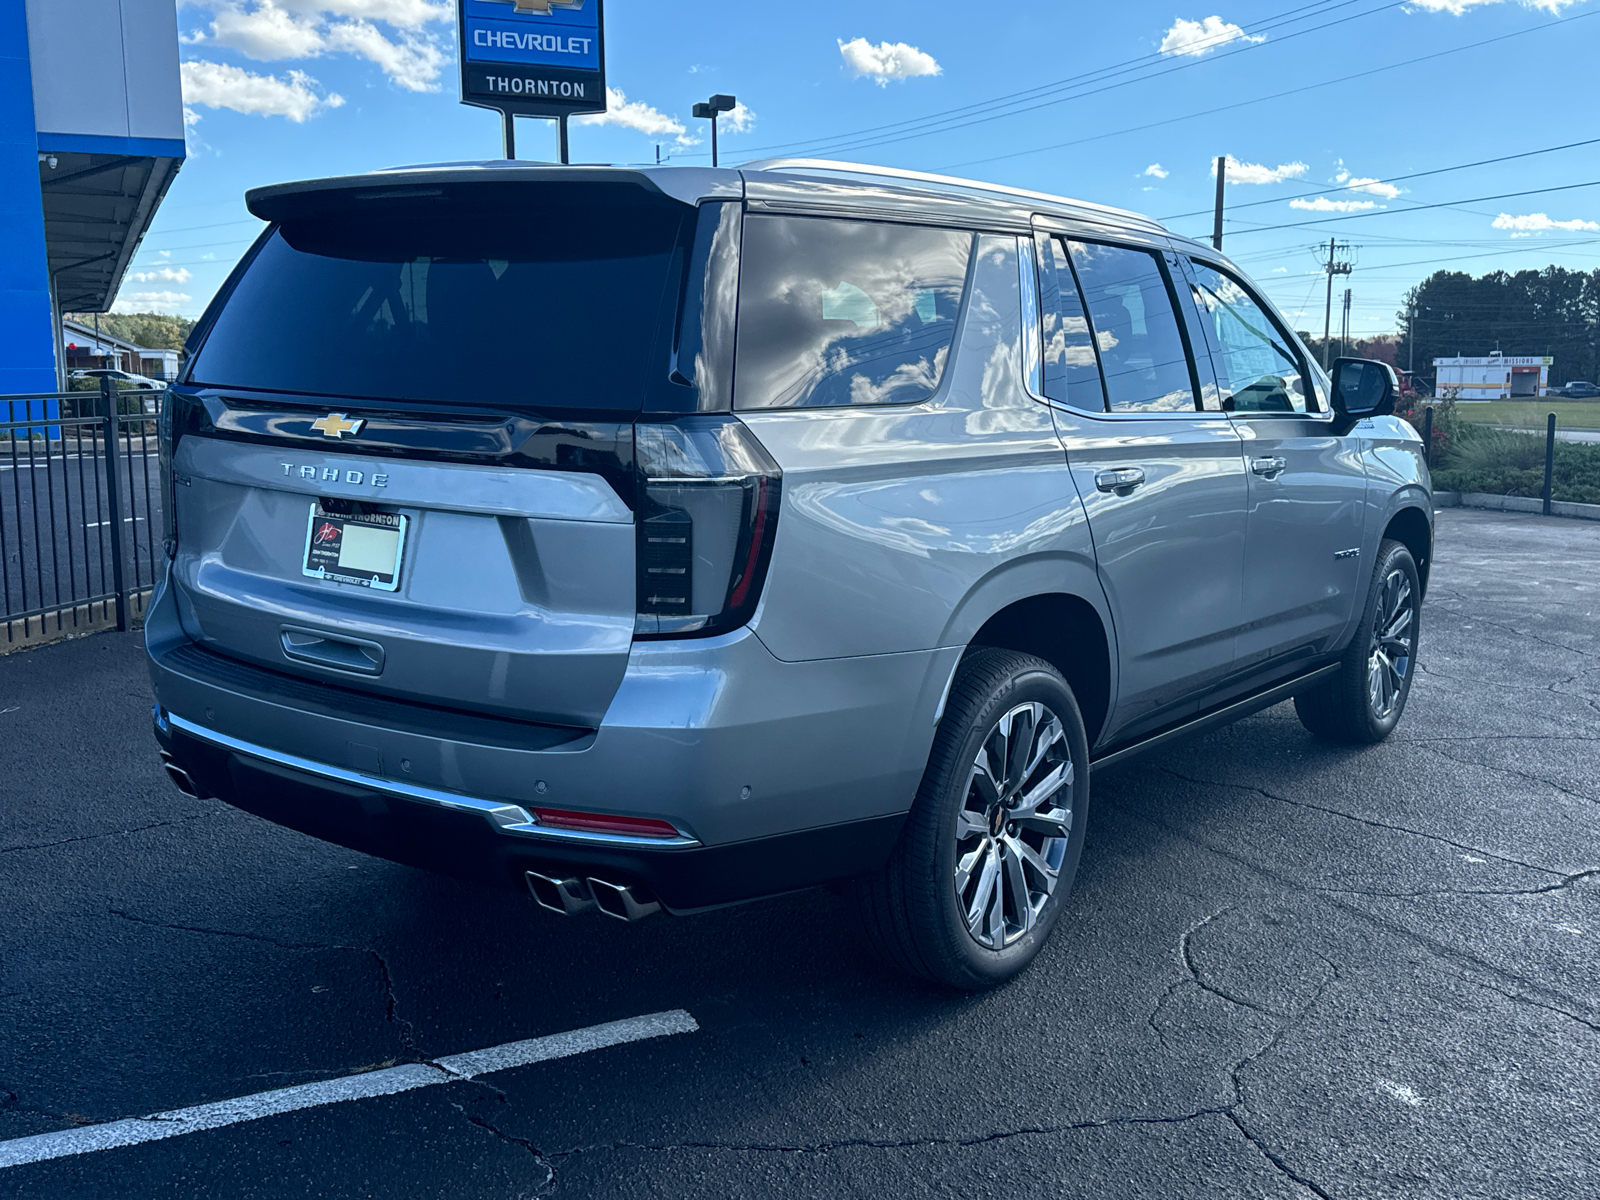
[163,711,702,849]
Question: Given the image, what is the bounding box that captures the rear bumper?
[146,577,954,909]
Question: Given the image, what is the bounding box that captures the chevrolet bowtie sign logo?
[310,413,365,439]
[485,0,585,13]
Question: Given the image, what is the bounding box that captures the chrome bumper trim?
[162,711,701,849]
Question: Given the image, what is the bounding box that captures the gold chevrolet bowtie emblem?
[310,413,365,439]
[489,0,584,13]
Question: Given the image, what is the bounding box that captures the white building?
[60,317,179,381]
[1433,355,1552,399]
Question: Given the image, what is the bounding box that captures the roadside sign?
[457,0,607,122]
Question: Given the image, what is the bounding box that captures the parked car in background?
[69,368,165,390]
[1557,380,1599,398]
[147,159,1432,990]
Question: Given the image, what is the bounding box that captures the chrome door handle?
[1251,456,1287,477]
[1095,467,1146,494]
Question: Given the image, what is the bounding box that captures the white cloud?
[1492,212,1600,233]
[1144,163,1169,179]
[129,268,194,283]
[837,37,941,85]
[197,1,325,59]
[1290,196,1380,212]
[1406,0,1579,13]
[721,99,755,135]
[271,0,452,29]
[180,60,344,121]
[1344,176,1401,199]
[1214,154,1309,185]
[1159,16,1265,57]
[324,20,443,91]
[183,2,451,91]
[574,87,697,145]
[113,291,193,314]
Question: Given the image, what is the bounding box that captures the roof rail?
[738,157,1163,231]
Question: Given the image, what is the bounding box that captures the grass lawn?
[1452,399,1600,430]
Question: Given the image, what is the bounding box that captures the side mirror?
[1330,357,1397,433]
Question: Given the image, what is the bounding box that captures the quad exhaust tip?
[525,872,660,921]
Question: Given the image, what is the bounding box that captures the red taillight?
[633,417,782,639]
[532,807,682,840]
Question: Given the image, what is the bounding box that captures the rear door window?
[1185,259,1312,413]
[733,215,972,409]
[1036,234,1108,413]
[1064,241,1197,414]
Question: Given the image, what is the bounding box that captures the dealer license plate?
[302,503,407,592]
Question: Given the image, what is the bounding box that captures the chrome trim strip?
[164,712,701,849]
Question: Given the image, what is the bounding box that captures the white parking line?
[0,1009,697,1170]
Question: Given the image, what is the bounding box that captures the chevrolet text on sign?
[457,0,606,120]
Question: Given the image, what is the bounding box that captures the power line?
[726,0,1389,161]
[937,8,1598,172]
[766,0,1410,162]
[1160,136,1600,223]
[1229,178,1600,236]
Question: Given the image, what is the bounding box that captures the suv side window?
[733,215,973,410]
[1185,259,1312,413]
[1036,234,1108,412]
[1065,240,1197,414]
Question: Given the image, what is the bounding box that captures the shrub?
[1433,423,1600,505]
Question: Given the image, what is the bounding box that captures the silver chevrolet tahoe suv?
[149,159,1431,989]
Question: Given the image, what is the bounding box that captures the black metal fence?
[1,378,163,648]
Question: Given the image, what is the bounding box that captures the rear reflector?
[531,807,682,840]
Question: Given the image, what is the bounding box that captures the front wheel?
[853,648,1091,990]
[1295,538,1421,744]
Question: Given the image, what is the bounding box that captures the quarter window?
[1065,241,1196,414]
[733,215,972,410]
[1186,261,1310,413]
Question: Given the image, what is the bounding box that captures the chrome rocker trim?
[160,710,702,849]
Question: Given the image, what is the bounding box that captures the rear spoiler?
[246,163,742,223]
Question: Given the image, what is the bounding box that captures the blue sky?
[124,0,1600,343]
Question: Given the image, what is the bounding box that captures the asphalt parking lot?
[1,507,1595,1199]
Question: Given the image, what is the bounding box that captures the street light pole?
[692,94,736,167]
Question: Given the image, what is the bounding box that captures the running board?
[1091,663,1340,774]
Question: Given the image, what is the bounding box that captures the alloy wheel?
[953,701,1075,950]
[1367,568,1415,721]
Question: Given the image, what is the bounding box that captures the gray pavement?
[0,508,1596,1199]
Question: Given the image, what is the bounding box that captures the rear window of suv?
[188,190,695,411]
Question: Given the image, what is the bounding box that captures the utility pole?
[1339,288,1352,359]
[1212,155,1226,251]
[1407,301,1415,374]
[1321,238,1354,368]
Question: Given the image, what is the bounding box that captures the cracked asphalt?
[2,507,1596,1199]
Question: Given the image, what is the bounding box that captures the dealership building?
[2,0,185,399]
[1433,355,1553,399]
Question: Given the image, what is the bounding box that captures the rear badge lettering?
[280,464,387,487]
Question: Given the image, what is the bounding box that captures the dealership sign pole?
[457,0,606,163]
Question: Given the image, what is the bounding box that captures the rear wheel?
[1295,538,1421,744]
[854,648,1090,990]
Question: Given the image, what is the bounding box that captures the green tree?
[1395,266,1600,389]
[65,311,197,351]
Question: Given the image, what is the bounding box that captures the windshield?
[188,189,694,412]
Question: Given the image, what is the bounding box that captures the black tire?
[853,648,1091,990]
[1295,538,1421,744]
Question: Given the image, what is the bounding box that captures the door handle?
[1250,456,1287,478]
[1095,467,1146,494]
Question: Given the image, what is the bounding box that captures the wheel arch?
[965,593,1113,748]
[1382,502,1434,598]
